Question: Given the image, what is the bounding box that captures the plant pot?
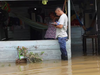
[16,58,27,63]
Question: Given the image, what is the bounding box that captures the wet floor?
[0,56,100,75]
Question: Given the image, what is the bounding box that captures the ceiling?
[72,0,95,4]
[0,0,63,1]
[0,0,95,7]
[6,0,64,7]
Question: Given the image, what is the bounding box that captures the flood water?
[0,56,100,75]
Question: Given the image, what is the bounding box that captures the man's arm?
[54,25,63,29]
[53,15,65,29]
[52,22,63,29]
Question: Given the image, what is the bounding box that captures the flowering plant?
[27,52,44,63]
[17,46,28,58]
[17,46,44,63]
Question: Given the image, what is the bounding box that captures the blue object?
[56,21,60,25]
[76,15,83,26]
[72,1,94,31]
[76,14,93,31]
[58,37,68,56]
[86,27,92,31]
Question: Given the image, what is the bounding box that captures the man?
[53,7,68,60]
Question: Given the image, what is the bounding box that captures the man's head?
[55,7,64,16]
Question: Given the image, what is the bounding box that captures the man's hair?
[55,7,63,11]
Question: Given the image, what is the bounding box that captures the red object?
[71,19,80,26]
[4,3,11,12]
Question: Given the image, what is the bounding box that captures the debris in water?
[8,64,11,66]
[1,65,4,67]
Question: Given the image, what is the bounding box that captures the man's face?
[55,10,60,16]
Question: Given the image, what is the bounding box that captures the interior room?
[0,0,65,41]
[0,0,99,57]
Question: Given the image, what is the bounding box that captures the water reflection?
[0,60,72,75]
[0,56,100,75]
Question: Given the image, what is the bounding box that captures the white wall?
[0,40,71,62]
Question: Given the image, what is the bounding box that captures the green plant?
[17,46,44,63]
[40,52,44,55]
[27,52,44,63]
[17,46,28,59]
[8,64,11,67]
[1,65,4,67]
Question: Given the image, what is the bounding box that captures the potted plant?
[16,46,28,63]
[16,46,44,63]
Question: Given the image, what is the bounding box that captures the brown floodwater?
[0,56,100,75]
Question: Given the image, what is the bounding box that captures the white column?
[68,1,72,75]
[68,0,71,40]
[68,0,71,59]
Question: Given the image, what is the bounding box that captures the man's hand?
[52,22,63,29]
[54,22,57,25]
[51,22,57,25]
[51,22,57,26]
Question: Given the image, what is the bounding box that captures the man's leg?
[58,37,68,60]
